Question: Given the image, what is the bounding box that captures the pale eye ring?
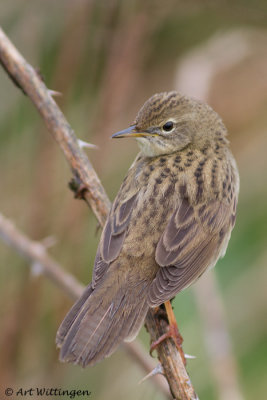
[162,121,174,132]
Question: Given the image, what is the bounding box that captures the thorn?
[138,363,164,384]
[31,261,44,277]
[41,236,57,249]
[48,89,62,97]
[77,139,98,150]
[185,353,196,360]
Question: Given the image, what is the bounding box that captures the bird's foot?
[150,300,186,365]
[150,322,186,365]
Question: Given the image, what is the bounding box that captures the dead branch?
[0,25,198,400]
[0,213,83,300]
[0,28,110,228]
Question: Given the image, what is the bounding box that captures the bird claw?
[150,323,186,365]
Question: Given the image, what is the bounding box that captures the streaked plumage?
[56,91,239,367]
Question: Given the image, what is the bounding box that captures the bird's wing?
[148,196,236,306]
[92,192,138,288]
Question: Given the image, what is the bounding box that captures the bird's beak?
[112,125,153,139]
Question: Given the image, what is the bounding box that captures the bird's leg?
[150,300,186,365]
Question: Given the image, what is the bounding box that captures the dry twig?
[0,26,198,399]
[0,214,84,300]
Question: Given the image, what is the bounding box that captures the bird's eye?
[162,121,174,132]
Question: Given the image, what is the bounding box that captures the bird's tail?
[56,281,149,367]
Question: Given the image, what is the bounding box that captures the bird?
[56,91,239,367]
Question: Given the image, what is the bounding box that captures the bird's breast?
[122,155,181,261]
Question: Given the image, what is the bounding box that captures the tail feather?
[56,284,93,347]
[56,283,149,367]
[81,296,149,366]
[124,297,149,342]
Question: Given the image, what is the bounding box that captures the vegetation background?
[0,1,267,399]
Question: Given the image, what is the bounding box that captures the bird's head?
[112,91,227,157]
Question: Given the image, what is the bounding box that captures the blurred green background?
[0,1,267,399]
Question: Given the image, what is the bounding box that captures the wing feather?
[92,192,138,286]
[149,197,233,306]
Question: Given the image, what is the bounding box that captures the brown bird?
[56,91,239,367]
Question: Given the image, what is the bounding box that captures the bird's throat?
[136,137,173,157]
